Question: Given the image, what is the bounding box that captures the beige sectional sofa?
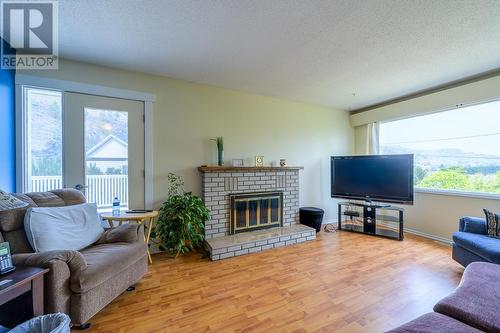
[0,189,147,328]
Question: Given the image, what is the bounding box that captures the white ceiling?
[59,0,500,111]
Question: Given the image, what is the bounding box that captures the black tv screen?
[331,154,414,204]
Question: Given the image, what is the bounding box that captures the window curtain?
[366,122,380,154]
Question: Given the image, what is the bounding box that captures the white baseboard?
[403,227,452,245]
[377,221,452,245]
[372,221,452,245]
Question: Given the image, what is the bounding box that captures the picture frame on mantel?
[232,159,244,167]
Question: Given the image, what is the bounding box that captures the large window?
[380,99,500,195]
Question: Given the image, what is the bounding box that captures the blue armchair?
[452,216,500,267]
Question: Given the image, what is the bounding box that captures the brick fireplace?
[199,166,316,260]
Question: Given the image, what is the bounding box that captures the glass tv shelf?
[337,202,404,241]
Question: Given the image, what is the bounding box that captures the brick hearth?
[206,224,316,260]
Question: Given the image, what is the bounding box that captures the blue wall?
[0,38,16,192]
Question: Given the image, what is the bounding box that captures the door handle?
[74,184,89,191]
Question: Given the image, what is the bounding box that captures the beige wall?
[352,75,500,242]
[404,192,500,242]
[351,74,500,127]
[353,125,368,155]
[21,59,353,222]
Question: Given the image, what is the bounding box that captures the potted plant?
[211,136,224,166]
[153,173,210,257]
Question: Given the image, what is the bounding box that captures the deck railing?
[31,175,128,208]
[31,176,63,192]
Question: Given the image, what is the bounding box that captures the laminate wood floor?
[82,231,463,333]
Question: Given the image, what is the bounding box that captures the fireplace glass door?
[230,192,283,234]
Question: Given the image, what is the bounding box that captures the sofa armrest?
[12,250,87,315]
[434,262,500,332]
[12,250,87,273]
[459,216,487,234]
[95,223,144,244]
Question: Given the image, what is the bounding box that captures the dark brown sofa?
[0,189,148,327]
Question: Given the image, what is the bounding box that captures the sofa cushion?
[386,312,484,333]
[0,189,86,254]
[0,190,86,233]
[434,262,500,333]
[40,189,86,207]
[453,232,500,264]
[0,195,34,233]
[72,241,147,293]
[24,203,104,252]
[461,217,487,235]
[70,255,147,325]
[452,243,489,267]
[4,229,34,254]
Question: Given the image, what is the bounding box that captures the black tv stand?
[337,201,404,241]
[363,202,391,208]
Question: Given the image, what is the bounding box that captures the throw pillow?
[0,189,28,211]
[483,209,500,238]
[24,203,104,252]
[496,213,500,238]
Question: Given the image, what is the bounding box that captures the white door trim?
[15,74,156,102]
[15,85,26,193]
[144,101,154,209]
[15,74,155,209]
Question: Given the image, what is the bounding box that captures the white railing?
[31,176,63,192]
[31,175,128,208]
[86,175,128,208]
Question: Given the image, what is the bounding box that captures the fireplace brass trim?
[229,192,283,234]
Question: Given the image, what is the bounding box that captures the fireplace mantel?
[198,166,304,172]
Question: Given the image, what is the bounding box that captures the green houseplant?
[153,173,210,257]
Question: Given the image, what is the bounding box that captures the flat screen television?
[331,154,414,205]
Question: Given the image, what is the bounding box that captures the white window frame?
[15,74,156,209]
[414,187,500,200]
[379,99,500,200]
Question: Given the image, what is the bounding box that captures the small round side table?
[100,211,159,264]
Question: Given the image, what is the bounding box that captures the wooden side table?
[0,267,49,326]
[100,211,159,264]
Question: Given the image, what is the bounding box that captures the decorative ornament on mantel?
[255,155,264,167]
[198,166,304,172]
[232,158,244,167]
[211,136,224,166]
